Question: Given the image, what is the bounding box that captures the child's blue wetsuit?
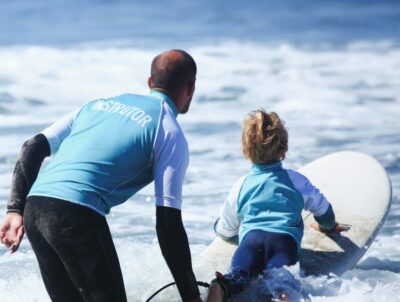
[226,230,298,294]
[215,161,335,294]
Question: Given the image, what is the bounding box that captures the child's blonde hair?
[241,109,288,164]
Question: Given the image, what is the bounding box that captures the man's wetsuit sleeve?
[7,109,79,214]
[7,134,50,214]
[156,206,200,301]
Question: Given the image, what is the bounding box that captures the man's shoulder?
[84,93,163,113]
[113,93,162,104]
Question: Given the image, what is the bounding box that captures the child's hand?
[310,222,351,234]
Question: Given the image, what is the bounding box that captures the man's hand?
[310,222,351,234]
[0,212,24,253]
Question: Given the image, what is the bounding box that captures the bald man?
[0,50,202,302]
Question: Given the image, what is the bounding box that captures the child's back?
[208,110,339,302]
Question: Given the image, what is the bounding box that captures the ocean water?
[0,1,399,301]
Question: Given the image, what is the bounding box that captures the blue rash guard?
[215,161,336,253]
[28,90,189,215]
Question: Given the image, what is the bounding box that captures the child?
[207,109,346,302]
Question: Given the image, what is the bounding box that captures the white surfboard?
[203,151,392,276]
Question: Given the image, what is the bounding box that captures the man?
[0,49,202,302]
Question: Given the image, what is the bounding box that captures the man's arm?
[0,134,50,252]
[156,206,200,301]
[7,134,50,214]
[152,105,200,301]
[0,109,79,253]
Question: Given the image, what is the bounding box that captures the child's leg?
[264,232,298,270]
[208,230,265,302]
[263,232,298,301]
[228,230,266,292]
[231,230,265,273]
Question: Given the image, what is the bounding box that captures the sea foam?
[0,41,399,301]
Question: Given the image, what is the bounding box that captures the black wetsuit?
[24,196,126,302]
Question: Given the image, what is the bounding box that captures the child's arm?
[312,204,336,233]
[214,176,246,242]
[287,170,337,232]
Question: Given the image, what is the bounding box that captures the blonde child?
[207,110,346,302]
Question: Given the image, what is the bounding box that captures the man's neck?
[151,88,177,102]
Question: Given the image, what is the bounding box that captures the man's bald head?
[150,50,197,93]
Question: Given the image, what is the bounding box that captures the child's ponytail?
[242,109,288,164]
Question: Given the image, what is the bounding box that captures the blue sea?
[0,1,399,301]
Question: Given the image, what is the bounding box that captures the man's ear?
[148,77,153,89]
[187,82,195,97]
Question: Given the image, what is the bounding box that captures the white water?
[0,41,399,301]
